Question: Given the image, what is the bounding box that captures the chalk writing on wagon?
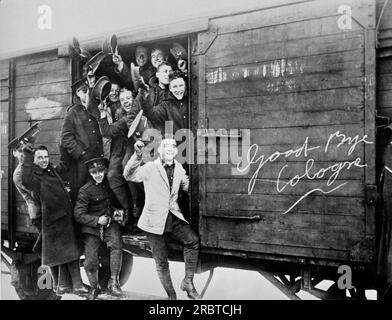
[235,131,373,214]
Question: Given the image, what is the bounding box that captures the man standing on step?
[124,138,201,300]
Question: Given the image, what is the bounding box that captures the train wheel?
[119,251,133,287]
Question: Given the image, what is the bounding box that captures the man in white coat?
[123,138,200,300]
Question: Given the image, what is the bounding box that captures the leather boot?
[67,260,89,296]
[113,185,132,212]
[107,249,123,297]
[49,266,59,293]
[157,268,177,300]
[98,244,111,290]
[180,278,201,300]
[85,270,100,300]
[57,264,73,295]
[181,249,201,299]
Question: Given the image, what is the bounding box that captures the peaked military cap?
[84,157,109,173]
[71,77,87,91]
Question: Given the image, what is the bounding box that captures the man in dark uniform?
[141,71,188,138]
[142,62,172,110]
[60,78,104,201]
[135,46,156,84]
[74,157,123,300]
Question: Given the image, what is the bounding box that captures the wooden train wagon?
[1,0,392,299]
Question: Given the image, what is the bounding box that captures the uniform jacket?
[123,154,189,235]
[98,100,141,156]
[141,92,188,136]
[60,102,103,161]
[21,152,81,267]
[114,63,155,92]
[140,64,156,84]
[74,179,116,237]
[114,63,134,91]
[60,102,104,197]
[147,76,169,107]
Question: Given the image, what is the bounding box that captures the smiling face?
[156,64,172,86]
[34,149,49,169]
[169,77,186,100]
[151,49,165,69]
[135,47,148,67]
[119,89,133,113]
[109,83,120,102]
[90,169,105,184]
[158,139,178,163]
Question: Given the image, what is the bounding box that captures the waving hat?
[127,110,154,143]
[69,36,92,61]
[102,34,118,55]
[92,76,111,102]
[170,42,188,61]
[83,51,108,78]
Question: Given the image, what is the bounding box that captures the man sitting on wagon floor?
[74,157,124,300]
[123,138,201,300]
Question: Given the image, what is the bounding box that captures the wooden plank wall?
[377,0,392,117]
[1,60,9,232]
[199,0,375,262]
[4,49,72,234]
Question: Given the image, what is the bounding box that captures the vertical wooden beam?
[363,1,377,240]
[7,59,16,249]
[188,34,199,233]
[191,30,209,246]
[71,56,82,104]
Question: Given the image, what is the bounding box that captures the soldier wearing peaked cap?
[74,157,124,299]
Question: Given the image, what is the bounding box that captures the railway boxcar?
[1,0,392,299]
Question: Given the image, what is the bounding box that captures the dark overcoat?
[141,92,188,136]
[60,102,104,199]
[21,152,81,267]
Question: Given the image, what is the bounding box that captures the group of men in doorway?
[10,41,201,300]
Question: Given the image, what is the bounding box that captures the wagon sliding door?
[193,0,377,264]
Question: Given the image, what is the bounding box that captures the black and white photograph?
[0,0,392,309]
